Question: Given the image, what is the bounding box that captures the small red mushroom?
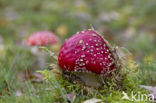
[26,31,59,69]
[58,29,116,87]
[26,31,58,46]
[26,31,60,53]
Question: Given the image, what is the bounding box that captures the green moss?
[39,59,150,103]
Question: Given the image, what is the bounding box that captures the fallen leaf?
[31,72,43,83]
[83,98,102,103]
[15,90,22,97]
[65,93,76,102]
[18,71,43,83]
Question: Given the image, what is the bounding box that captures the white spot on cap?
[108,55,111,58]
[79,40,83,44]
[75,51,77,54]
[90,49,93,52]
[96,48,99,50]
[81,55,85,58]
[103,44,106,47]
[82,46,86,50]
[86,61,89,64]
[80,59,83,62]
[79,63,83,66]
[109,63,112,66]
[92,34,96,36]
[82,63,85,66]
[86,43,88,45]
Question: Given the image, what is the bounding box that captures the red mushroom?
[26,31,59,69]
[58,29,116,87]
[26,31,58,46]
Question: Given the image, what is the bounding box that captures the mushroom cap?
[58,29,115,74]
[26,31,58,46]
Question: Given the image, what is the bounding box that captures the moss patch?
[39,59,150,103]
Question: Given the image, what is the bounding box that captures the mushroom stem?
[75,72,102,87]
[31,46,46,69]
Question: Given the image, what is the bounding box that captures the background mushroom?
[26,31,60,69]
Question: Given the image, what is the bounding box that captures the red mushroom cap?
[26,31,58,46]
[58,29,115,74]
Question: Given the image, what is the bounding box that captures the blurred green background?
[0,0,156,102]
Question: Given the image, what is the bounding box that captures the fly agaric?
[26,31,58,46]
[26,31,60,53]
[26,31,59,69]
[58,29,117,87]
